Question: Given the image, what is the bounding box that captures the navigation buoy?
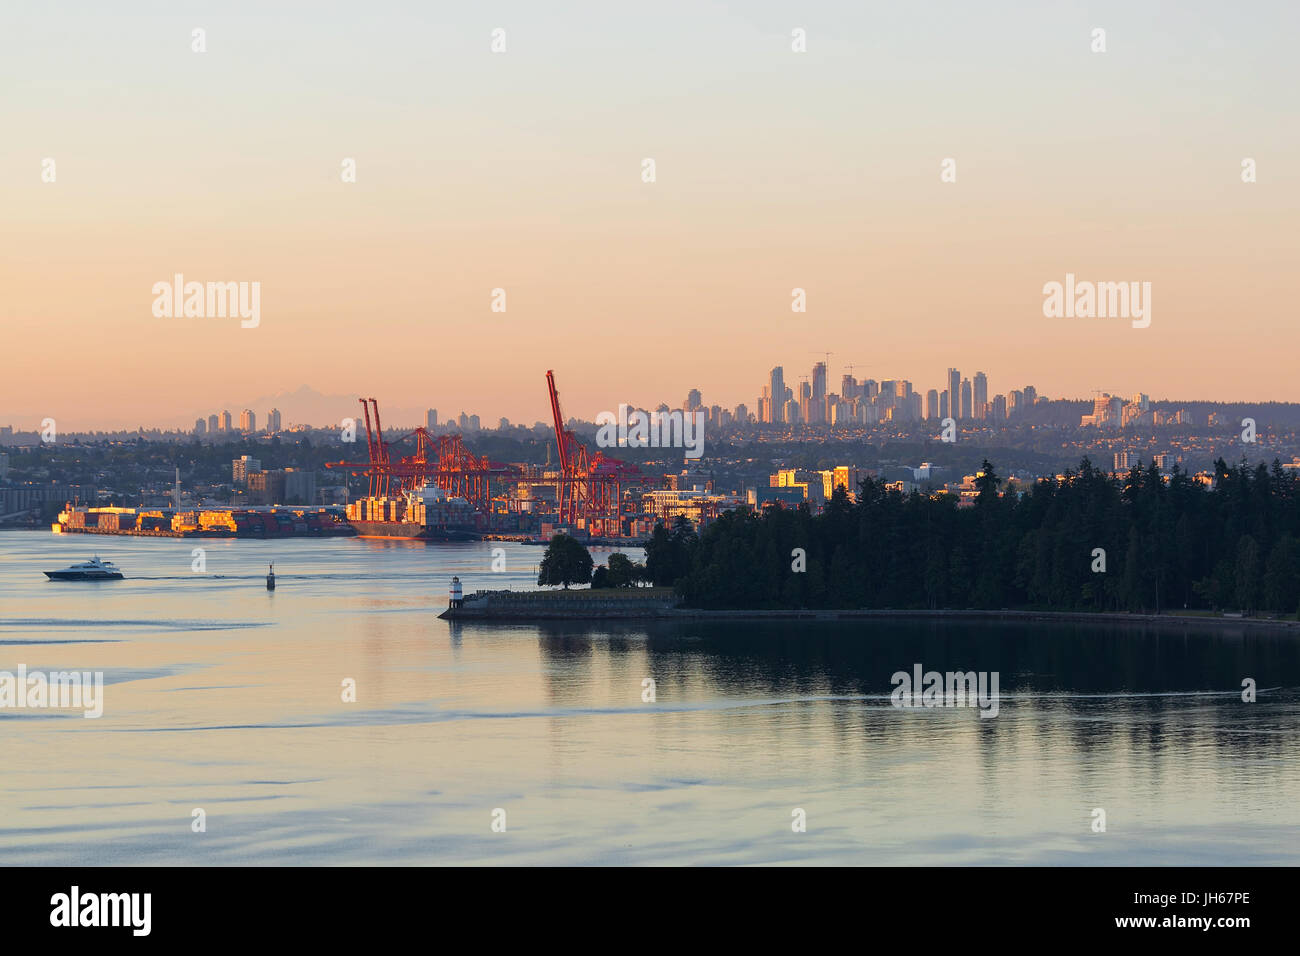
[266,563,276,590]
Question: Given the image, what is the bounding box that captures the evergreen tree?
[669,457,1300,615]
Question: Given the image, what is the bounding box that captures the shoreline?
[442,602,1300,632]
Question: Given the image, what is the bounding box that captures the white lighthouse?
[449,575,463,609]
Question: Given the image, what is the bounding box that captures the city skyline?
[0,362,1283,437]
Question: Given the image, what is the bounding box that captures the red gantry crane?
[326,398,516,511]
[545,370,640,537]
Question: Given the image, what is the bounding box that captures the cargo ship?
[347,520,478,541]
[345,485,480,540]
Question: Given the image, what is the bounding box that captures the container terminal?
[54,504,353,538]
[323,372,720,543]
[50,371,739,544]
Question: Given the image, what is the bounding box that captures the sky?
[2,0,1298,430]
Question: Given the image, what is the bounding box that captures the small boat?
[45,556,124,581]
[266,563,276,590]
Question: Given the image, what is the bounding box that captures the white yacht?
[44,556,124,581]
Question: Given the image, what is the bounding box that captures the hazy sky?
[2,1,1297,429]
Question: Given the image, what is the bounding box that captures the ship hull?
[45,571,123,581]
[348,521,478,541]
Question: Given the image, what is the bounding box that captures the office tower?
[685,389,702,412]
[232,454,261,485]
[863,379,879,400]
[947,368,961,413]
[992,394,1007,421]
[458,412,470,429]
[208,413,219,434]
[769,367,785,423]
[220,410,232,432]
[267,408,282,432]
[240,409,256,432]
[939,390,949,420]
[282,468,316,504]
[1008,390,1023,417]
[426,409,438,431]
[925,389,939,421]
[1023,385,1037,407]
[973,372,988,421]
[960,379,972,420]
[734,403,749,423]
[810,363,827,424]
[194,418,206,435]
[783,398,799,423]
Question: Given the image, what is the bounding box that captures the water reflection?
[3,532,1297,864]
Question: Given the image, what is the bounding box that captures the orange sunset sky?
[2,1,1297,429]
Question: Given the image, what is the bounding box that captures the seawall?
[439,593,1300,632]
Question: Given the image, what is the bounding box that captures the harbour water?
[2,531,1298,865]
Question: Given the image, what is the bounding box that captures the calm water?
[2,530,1298,865]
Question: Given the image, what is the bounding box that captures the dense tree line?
[538,534,649,589]
[649,458,1300,616]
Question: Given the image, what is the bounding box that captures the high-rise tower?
[811,363,827,424]
[973,372,988,420]
[769,367,785,423]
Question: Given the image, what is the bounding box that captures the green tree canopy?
[673,457,1300,616]
[537,533,593,589]
[606,552,635,588]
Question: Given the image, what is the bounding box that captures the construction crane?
[546,370,641,537]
